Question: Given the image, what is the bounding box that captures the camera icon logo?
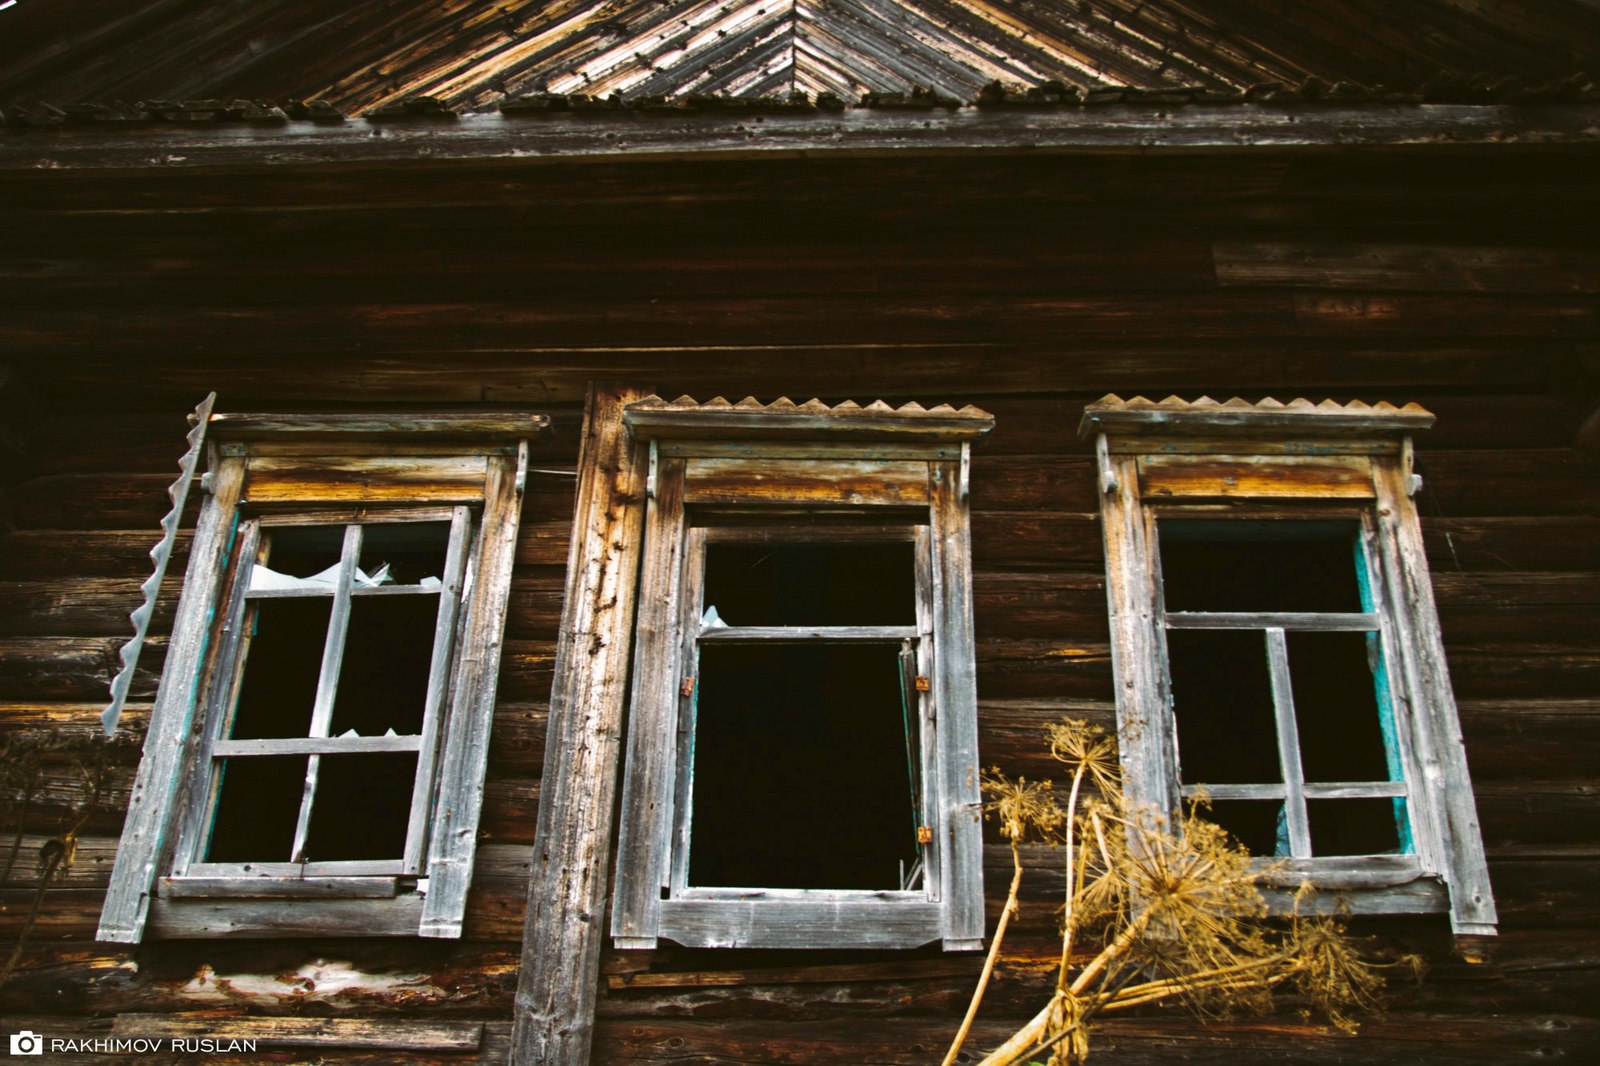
[9,1030,44,1055]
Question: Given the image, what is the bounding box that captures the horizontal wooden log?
[0,702,149,738]
[0,530,189,578]
[6,106,1599,174]
[588,1010,1599,1064]
[1423,516,1600,572]
[20,342,1586,410]
[1445,643,1600,699]
[111,1014,483,1051]
[0,577,177,636]
[1458,700,1600,781]
[4,290,1596,362]
[0,636,161,700]
[1213,242,1600,294]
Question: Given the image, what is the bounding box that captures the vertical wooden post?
[511,384,651,1065]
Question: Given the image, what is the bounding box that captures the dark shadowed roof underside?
[2,0,1598,114]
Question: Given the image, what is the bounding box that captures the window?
[610,396,993,950]
[98,412,543,941]
[1082,395,1497,935]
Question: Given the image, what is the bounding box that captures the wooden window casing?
[97,413,543,942]
[1083,397,1497,935]
[611,398,993,951]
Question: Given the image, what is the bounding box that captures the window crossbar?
[1165,612,1378,631]
[696,626,920,643]
[1183,781,1408,801]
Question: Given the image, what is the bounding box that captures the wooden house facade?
[2,2,1599,1062]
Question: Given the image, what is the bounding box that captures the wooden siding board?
[513,384,652,1065]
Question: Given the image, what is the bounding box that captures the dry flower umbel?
[944,719,1414,1066]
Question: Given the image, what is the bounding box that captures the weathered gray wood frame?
[1088,405,1498,935]
[513,384,653,1066]
[610,426,987,952]
[167,507,472,885]
[96,414,541,942]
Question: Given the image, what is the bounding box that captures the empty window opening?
[688,642,918,890]
[1161,520,1364,614]
[303,753,420,861]
[199,517,462,869]
[206,755,306,863]
[1160,520,1410,858]
[701,542,916,627]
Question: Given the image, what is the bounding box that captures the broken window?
[98,413,542,942]
[1082,396,1497,935]
[610,396,993,951]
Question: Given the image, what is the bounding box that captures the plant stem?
[1057,762,1088,993]
[942,837,1025,1066]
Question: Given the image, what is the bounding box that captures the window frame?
[1082,396,1497,935]
[97,412,543,942]
[610,397,992,951]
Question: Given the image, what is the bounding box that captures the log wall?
[1,145,1597,1062]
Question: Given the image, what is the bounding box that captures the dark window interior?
[1288,631,1392,783]
[702,541,916,626]
[206,755,307,862]
[261,525,343,578]
[360,521,451,585]
[228,598,329,740]
[330,594,439,736]
[1169,629,1281,784]
[1160,520,1364,613]
[688,642,919,890]
[1201,799,1283,857]
[303,753,419,861]
[207,520,450,866]
[1161,519,1406,857]
[1309,798,1403,856]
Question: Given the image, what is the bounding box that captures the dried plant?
[1,730,138,987]
[944,719,1412,1066]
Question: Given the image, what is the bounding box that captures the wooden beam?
[2,106,1597,174]
[511,383,652,1065]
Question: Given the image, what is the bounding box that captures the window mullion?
[1264,628,1313,858]
[290,523,362,864]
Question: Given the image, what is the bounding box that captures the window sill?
[147,894,426,938]
[648,898,963,950]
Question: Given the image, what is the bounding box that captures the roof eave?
[3,102,1598,173]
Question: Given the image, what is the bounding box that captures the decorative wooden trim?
[97,453,246,944]
[420,443,529,937]
[607,452,688,951]
[1079,395,1434,440]
[930,457,985,951]
[1088,396,1497,935]
[209,411,550,440]
[512,384,653,1066]
[626,395,993,444]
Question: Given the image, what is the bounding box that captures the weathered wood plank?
[682,457,930,507]
[421,446,527,937]
[513,383,652,1066]
[1213,242,1600,294]
[96,453,241,942]
[244,455,490,504]
[111,1014,483,1050]
[1138,453,1376,499]
[4,106,1598,175]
